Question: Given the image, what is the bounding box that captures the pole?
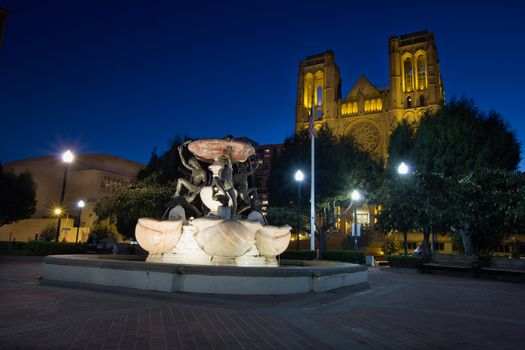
[310,104,315,252]
[55,165,69,242]
[75,206,82,243]
[296,181,301,250]
[354,205,358,254]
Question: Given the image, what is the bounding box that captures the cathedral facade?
[295,30,445,160]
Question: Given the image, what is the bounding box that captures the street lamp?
[56,150,74,242]
[294,170,304,250]
[397,162,409,175]
[351,190,362,257]
[397,162,410,255]
[75,200,85,243]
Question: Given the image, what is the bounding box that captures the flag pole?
[310,102,315,252]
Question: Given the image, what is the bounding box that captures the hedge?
[281,249,365,264]
[280,250,316,260]
[25,240,88,256]
[387,255,423,268]
[323,250,365,264]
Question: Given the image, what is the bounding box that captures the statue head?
[188,158,201,169]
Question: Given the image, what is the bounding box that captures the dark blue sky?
[1,0,524,169]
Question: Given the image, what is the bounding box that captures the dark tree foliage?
[268,125,383,208]
[268,125,383,256]
[0,165,37,227]
[377,98,522,256]
[137,136,189,183]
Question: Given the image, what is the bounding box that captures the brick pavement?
[0,257,524,349]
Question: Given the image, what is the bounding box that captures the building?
[293,30,453,255]
[254,143,283,213]
[295,30,444,160]
[0,154,144,242]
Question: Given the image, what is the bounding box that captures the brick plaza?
[0,257,523,349]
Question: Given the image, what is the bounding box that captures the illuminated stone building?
[294,31,452,255]
[0,154,144,242]
[295,30,444,160]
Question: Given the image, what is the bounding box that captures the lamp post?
[75,200,85,243]
[55,150,74,242]
[351,190,362,256]
[294,170,304,250]
[397,162,410,255]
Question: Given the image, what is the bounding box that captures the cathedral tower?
[388,30,444,123]
[295,51,341,133]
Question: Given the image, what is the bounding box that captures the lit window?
[406,96,412,108]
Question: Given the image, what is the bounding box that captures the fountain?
[135,138,291,267]
[41,138,367,294]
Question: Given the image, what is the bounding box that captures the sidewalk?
[0,257,524,349]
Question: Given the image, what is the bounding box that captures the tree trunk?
[403,231,408,255]
[459,223,474,255]
[422,226,431,261]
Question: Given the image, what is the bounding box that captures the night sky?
[1,0,525,169]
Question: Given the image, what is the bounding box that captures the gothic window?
[404,58,413,92]
[406,96,412,108]
[416,54,427,90]
[371,99,377,111]
[376,98,383,111]
[419,94,425,106]
[352,102,358,114]
[317,109,322,120]
[303,73,314,108]
[342,104,347,115]
[364,100,370,112]
[317,86,323,106]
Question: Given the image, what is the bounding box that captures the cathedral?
[295,30,445,160]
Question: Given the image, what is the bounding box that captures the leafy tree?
[39,223,57,241]
[382,232,401,256]
[268,125,383,257]
[94,178,175,240]
[377,98,521,256]
[341,224,373,250]
[0,165,37,226]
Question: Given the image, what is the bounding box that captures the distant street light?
[56,150,74,242]
[397,162,409,175]
[75,200,85,243]
[294,170,304,250]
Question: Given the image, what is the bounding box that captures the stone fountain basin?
[41,255,368,295]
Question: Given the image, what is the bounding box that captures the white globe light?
[62,150,74,163]
[397,162,409,175]
[77,200,85,208]
[294,170,304,182]
[351,190,361,201]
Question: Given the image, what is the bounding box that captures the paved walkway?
[0,257,524,349]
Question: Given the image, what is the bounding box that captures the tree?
[0,165,37,227]
[94,178,175,240]
[377,98,521,257]
[268,125,383,257]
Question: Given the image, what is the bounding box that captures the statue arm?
[178,145,192,170]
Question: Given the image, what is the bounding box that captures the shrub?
[341,224,373,250]
[387,255,423,268]
[280,250,316,260]
[40,223,58,241]
[26,240,87,256]
[323,250,365,264]
[382,232,401,255]
[88,223,116,242]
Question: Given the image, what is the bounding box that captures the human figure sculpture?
[173,141,207,204]
[233,158,259,215]
[210,147,237,216]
